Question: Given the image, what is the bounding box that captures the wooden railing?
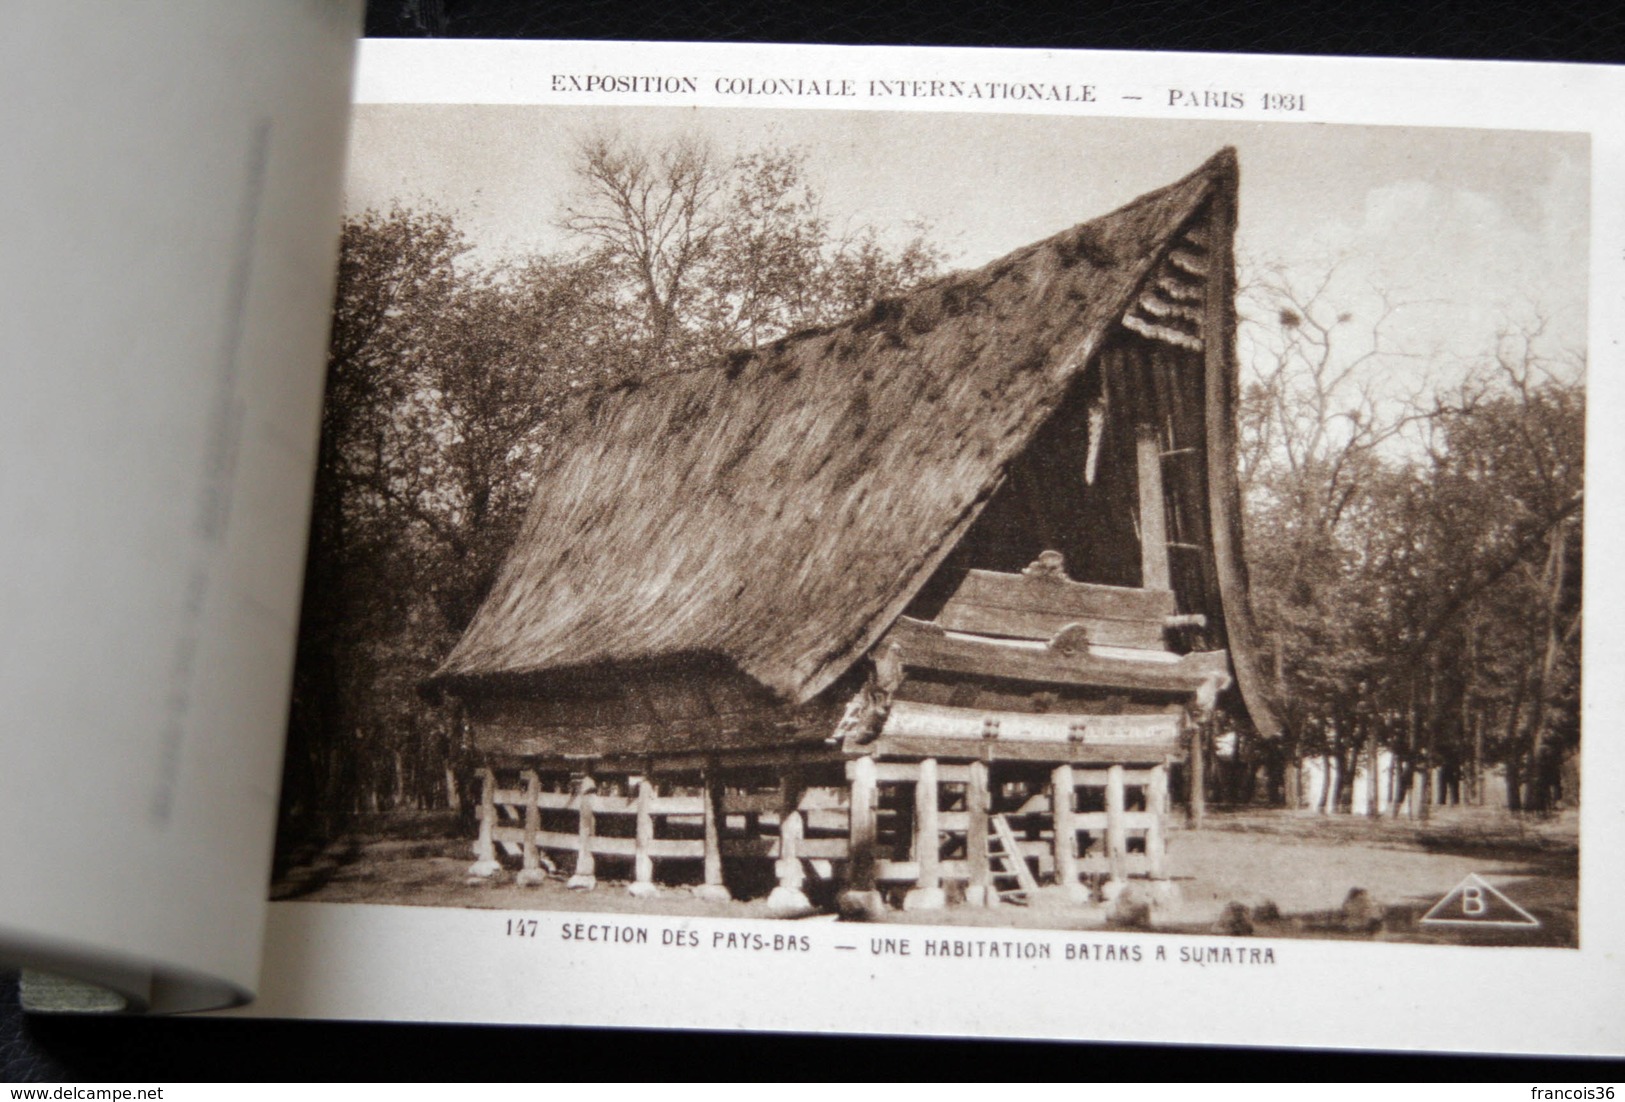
[470,758,1172,906]
[473,769,854,894]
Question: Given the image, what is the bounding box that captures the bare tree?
[560,131,944,369]
[1236,260,1584,821]
[560,132,729,361]
[1237,258,1433,814]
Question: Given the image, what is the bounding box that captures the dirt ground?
[272,805,1578,947]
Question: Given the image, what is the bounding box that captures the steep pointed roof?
[436,149,1260,712]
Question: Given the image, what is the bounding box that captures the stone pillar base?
[515,868,548,888]
[566,873,597,892]
[1110,893,1156,930]
[837,889,886,921]
[901,886,947,912]
[962,885,993,908]
[1098,878,1126,903]
[626,881,660,898]
[692,883,732,902]
[466,859,502,880]
[765,886,814,917]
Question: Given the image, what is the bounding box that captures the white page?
[0,1,360,1012]
[245,39,1624,1055]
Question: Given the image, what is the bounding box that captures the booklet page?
[249,39,1623,1055]
[0,1,360,1012]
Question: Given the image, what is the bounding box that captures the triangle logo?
[1420,874,1540,928]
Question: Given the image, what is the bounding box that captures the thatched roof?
[436,148,1249,707]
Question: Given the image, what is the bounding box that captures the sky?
[344,103,1590,381]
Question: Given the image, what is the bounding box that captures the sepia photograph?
[270,103,1586,950]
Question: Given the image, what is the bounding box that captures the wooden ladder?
[988,813,1040,905]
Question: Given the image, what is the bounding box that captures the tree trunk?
[1475,711,1488,806]
[1274,628,1299,811]
[1418,663,1439,822]
[1526,524,1570,813]
[1336,742,1355,815]
[1367,728,1382,818]
[1500,673,1527,812]
[1284,745,1302,810]
[1386,740,1400,811]
[1395,677,1418,819]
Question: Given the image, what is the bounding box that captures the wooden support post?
[1136,423,1171,591]
[840,755,883,917]
[1146,761,1169,880]
[628,775,658,897]
[903,758,946,911]
[1102,763,1128,900]
[467,766,501,879]
[917,759,941,887]
[1188,721,1207,829]
[515,769,547,887]
[566,771,597,891]
[1051,763,1086,902]
[779,797,804,887]
[696,766,730,902]
[965,759,992,907]
[1147,758,1177,906]
[767,769,810,915]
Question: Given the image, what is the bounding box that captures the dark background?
[6,0,1623,1083]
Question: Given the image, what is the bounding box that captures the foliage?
[560,133,943,367]
[276,137,943,858]
[1236,265,1583,816]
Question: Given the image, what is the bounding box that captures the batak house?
[425,148,1278,917]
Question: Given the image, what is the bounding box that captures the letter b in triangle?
[1421,874,1540,928]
